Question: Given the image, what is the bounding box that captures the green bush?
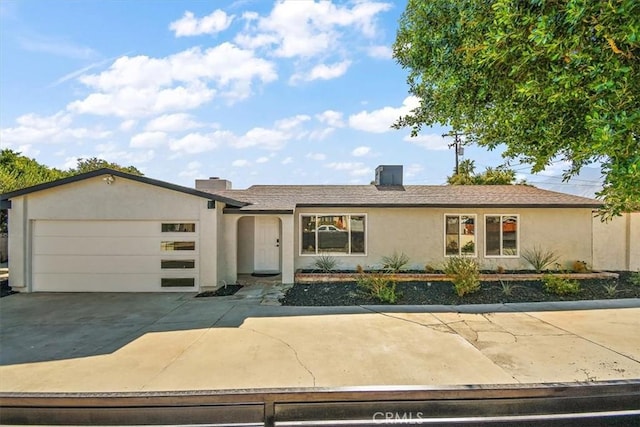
[444,257,480,297]
[312,254,339,272]
[380,251,410,272]
[522,246,560,273]
[629,271,640,286]
[357,273,398,303]
[543,275,581,295]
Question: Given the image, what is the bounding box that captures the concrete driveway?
[0,291,639,392]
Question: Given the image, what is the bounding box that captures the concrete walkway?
[0,291,639,392]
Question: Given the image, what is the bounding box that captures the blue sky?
[0,0,602,195]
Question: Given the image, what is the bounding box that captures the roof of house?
[0,168,248,208]
[212,184,603,213]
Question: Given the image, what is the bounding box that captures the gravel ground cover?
[281,272,640,306]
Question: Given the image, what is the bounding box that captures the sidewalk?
[1,291,638,393]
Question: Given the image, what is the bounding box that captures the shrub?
[312,254,339,272]
[357,273,398,303]
[499,280,522,296]
[356,264,364,274]
[572,260,588,273]
[522,246,560,273]
[496,265,506,274]
[424,264,436,273]
[602,283,619,297]
[543,275,581,295]
[380,251,410,272]
[629,271,640,286]
[444,257,480,297]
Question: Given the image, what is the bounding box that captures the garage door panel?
[33,237,172,256]
[33,255,169,274]
[34,220,163,237]
[32,274,198,292]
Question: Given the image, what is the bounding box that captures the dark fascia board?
[0,168,248,208]
[223,208,294,215]
[295,202,604,209]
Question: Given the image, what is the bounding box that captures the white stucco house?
[1,165,635,293]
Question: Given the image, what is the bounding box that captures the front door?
[254,216,280,273]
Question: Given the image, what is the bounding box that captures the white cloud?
[352,146,371,157]
[290,60,351,83]
[404,133,449,151]
[130,131,168,148]
[0,111,111,145]
[145,113,202,132]
[256,156,269,163]
[119,119,137,132]
[281,157,293,165]
[367,44,392,59]
[326,161,371,177]
[170,10,234,37]
[307,152,326,161]
[307,128,335,140]
[234,127,289,150]
[237,1,392,58]
[179,161,202,178]
[169,131,234,154]
[232,159,250,167]
[275,114,310,130]
[316,110,344,127]
[349,96,420,133]
[94,143,155,164]
[69,44,277,117]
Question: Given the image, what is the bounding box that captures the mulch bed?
[281,272,640,306]
[196,284,243,298]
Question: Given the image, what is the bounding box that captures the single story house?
[1,165,622,293]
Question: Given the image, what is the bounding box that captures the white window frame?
[299,213,367,256]
[484,214,520,258]
[443,214,477,257]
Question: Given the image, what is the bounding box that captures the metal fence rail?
[1,380,639,426]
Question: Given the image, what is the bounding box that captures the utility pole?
[442,131,465,175]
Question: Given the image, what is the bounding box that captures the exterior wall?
[593,212,640,271]
[237,217,255,274]
[294,207,595,271]
[7,176,217,291]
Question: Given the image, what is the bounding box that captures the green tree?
[394,0,639,217]
[70,157,142,176]
[447,159,519,185]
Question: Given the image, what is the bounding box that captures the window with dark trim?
[162,223,195,232]
[161,241,196,251]
[161,260,195,269]
[161,278,195,287]
[485,215,519,257]
[301,214,366,255]
[445,215,476,256]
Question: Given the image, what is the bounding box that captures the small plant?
[496,265,506,274]
[543,274,581,295]
[444,257,480,297]
[522,246,560,273]
[602,283,619,297]
[572,260,588,273]
[380,251,410,272]
[357,273,398,303]
[424,264,436,273]
[312,254,339,272]
[629,271,640,286]
[356,264,364,274]
[499,280,521,296]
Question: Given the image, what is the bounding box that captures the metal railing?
[1,380,639,426]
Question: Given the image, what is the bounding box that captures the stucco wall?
[593,212,640,271]
[294,207,595,271]
[7,176,218,291]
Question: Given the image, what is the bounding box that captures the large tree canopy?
[394,0,639,217]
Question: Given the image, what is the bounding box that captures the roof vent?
[375,165,403,186]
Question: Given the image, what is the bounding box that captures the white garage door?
[32,220,199,292]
